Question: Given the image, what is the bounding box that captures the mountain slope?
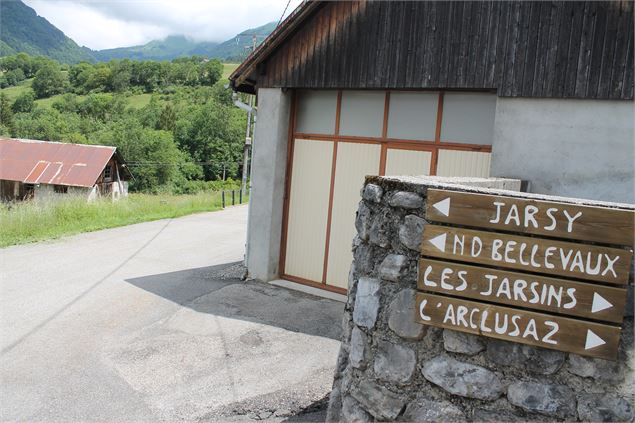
[94,22,277,62]
[201,21,277,62]
[92,35,218,62]
[0,0,94,63]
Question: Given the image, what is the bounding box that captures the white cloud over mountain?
[24,0,303,50]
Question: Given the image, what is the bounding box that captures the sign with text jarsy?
[415,189,634,360]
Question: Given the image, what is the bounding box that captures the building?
[0,137,132,202]
[230,0,634,293]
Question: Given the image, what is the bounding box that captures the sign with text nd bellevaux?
[415,189,634,360]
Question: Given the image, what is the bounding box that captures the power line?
[277,0,292,26]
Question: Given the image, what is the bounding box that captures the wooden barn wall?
[257,1,634,99]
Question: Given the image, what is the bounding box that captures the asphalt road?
[0,206,343,422]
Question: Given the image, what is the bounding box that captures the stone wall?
[326,176,634,422]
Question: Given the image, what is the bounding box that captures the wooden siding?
[255,1,633,99]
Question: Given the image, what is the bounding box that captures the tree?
[12,89,36,113]
[200,59,223,86]
[158,103,177,132]
[31,63,66,98]
[0,93,14,133]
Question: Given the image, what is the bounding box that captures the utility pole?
[240,34,257,197]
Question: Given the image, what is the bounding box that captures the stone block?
[472,408,521,422]
[402,397,466,422]
[388,191,423,209]
[369,212,391,248]
[353,242,374,275]
[388,289,426,340]
[507,381,576,418]
[350,380,406,420]
[352,277,381,329]
[349,326,368,369]
[421,356,503,401]
[373,340,416,384]
[325,386,342,423]
[355,202,372,241]
[379,254,409,282]
[399,214,425,251]
[486,339,564,375]
[443,330,485,356]
[577,393,634,422]
[341,396,373,423]
[362,184,383,203]
[568,354,623,382]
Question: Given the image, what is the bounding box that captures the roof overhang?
[229,0,323,94]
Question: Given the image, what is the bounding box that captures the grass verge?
[0,192,242,248]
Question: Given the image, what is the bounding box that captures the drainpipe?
[233,92,258,274]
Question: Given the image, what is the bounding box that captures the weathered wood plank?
[257,1,632,100]
[421,224,633,284]
[425,189,635,246]
[418,258,627,323]
[415,292,621,360]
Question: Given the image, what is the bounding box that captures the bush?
[12,89,36,113]
[32,63,66,98]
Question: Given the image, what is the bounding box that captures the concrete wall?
[491,98,634,203]
[245,88,292,281]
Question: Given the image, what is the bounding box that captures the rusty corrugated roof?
[0,138,117,188]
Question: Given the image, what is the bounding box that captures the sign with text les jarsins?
[418,259,627,323]
[426,189,635,246]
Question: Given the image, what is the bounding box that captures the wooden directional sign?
[418,259,627,323]
[415,189,633,360]
[426,189,635,246]
[415,292,621,360]
[421,224,633,284]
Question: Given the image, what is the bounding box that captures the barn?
[230,0,634,294]
[0,137,132,202]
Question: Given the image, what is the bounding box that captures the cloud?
[24,0,304,50]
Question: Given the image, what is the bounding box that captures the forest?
[0,53,247,194]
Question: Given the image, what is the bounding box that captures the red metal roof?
[0,138,117,188]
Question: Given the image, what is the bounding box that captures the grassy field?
[222,63,240,79]
[0,192,243,248]
[1,79,155,109]
[0,78,32,101]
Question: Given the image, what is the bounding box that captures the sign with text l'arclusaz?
[415,189,634,360]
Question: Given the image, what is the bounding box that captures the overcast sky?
[24,0,304,50]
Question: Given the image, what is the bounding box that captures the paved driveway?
[0,206,343,422]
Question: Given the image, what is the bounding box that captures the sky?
[24,0,304,50]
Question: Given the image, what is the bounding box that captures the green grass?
[0,78,33,101]
[222,63,240,79]
[126,93,154,108]
[0,192,245,248]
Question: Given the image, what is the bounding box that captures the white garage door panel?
[284,139,334,281]
[385,149,432,176]
[325,142,381,288]
[437,150,491,177]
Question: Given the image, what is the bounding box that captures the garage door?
[281,90,496,293]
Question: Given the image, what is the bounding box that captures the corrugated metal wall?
[325,142,381,288]
[283,139,333,281]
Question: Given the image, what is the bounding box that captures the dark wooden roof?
[230,1,634,100]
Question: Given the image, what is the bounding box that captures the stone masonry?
[326,176,635,422]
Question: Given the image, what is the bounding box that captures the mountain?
[200,21,277,62]
[94,22,277,62]
[0,0,277,63]
[0,0,94,63]
[92,35,214,62]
